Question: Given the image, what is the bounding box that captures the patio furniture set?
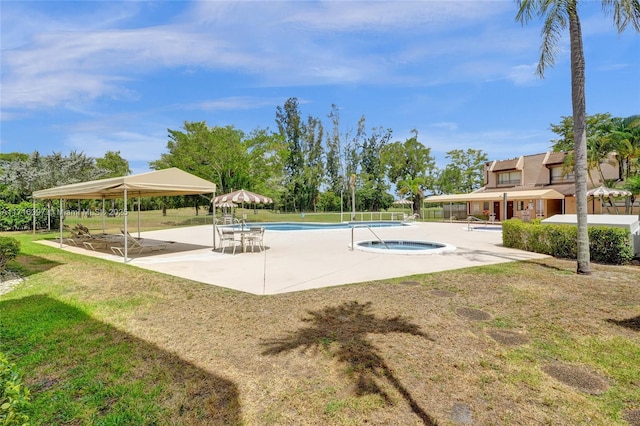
[217,225,265,255]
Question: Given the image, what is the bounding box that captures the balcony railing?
[497,179,521,186]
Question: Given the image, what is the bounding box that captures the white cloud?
[506,63,539,85]
[0,1,567,114]
[181,96,286,111]
[65,130,165,164]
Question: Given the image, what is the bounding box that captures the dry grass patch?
[2,241,640,425]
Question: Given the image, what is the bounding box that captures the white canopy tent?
[32,168,217,261]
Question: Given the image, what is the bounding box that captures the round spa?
[351,240,456,255]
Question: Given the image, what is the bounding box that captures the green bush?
[0,238,20,272]
[0,201,59,232]
[0,352,30,426]
[589,226,634,264]
[502,219,633,265]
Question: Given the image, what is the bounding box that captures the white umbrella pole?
[124,189,128,262]
[212,191,216,251]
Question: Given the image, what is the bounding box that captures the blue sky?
[1,1,639,175]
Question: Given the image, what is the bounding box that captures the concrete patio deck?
[41,222,548,295]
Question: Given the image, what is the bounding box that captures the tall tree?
[0,150,105,201]
[301,116,325,211]
[325,104,343,195]
[275,98,304,211]
[359,126,392,211]
[381,130,436,214]
[516,0,640,275]
[443,149,488,193]
[150,121,273,214]
[96,150,131,178]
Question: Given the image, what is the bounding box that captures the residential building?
[426,151,631,220]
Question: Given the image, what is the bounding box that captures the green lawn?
[1,220,639,425]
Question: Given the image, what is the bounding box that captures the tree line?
[149,98,490,213]
[1,99,638,215]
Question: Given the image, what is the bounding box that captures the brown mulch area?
[486,329,530,346]
[541,362,610,395]
[455,307,492,321]
[624,409,640,426]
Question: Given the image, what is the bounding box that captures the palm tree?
[610,116,640,178]
[623,175,640,218]
[397,176,426,216]
[516,0,640,275]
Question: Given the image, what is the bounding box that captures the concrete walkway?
[41,222,547,295]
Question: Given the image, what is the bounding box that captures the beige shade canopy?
[425,188,565,203]
[32,168,217,262]
[32,167,216,200]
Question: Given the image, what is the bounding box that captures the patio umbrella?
[216,201,237,216]
[213,189,273,205]
[213,189,273,220]
[586,186,632,214]
[216,201,238,209]
[393,198,413,215]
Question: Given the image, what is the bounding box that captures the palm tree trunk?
[569,7,591,275]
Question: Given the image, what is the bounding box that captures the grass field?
[1,216,639,425]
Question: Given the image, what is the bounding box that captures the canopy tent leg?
[102,196,106,234]
[32,198,36,235]
[137,194,141,239]
[59,198,64,248]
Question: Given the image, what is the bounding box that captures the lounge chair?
[82,234,123,251]
[62,224,93,246]
[110,231,169,257]
[217,226,240,255]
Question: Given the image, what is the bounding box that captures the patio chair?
[244,227,265,252]
[217,226,240,255]
[222,214,234,225]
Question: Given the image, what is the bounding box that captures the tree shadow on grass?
[607,316,640,331]
[9,253,63,277]
[0,295,241,425]
[261,300,438,425]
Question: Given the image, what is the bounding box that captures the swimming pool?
[229,221,407,231]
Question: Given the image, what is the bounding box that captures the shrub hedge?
[0,201,59,232]
[0,237,20,272]
[502,219,634,265]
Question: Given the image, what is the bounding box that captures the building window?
[517,201,525,211]
[551,166,574,183]
[497,171,521,186]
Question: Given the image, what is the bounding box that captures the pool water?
[353,240,456,255]
[231,221,406,231]
[360,240,445,250]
